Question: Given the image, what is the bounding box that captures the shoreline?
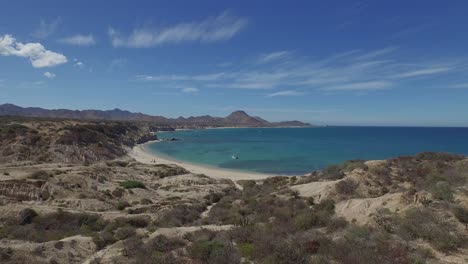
[169,125,316,132]
[129,141,275,181]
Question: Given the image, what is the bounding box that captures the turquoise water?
[147,127,468,175]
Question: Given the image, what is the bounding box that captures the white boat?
[232,154,239,160]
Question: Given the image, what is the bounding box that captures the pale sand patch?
[335,192,407,224]
[128,142,275,181]
[290,179,341,202]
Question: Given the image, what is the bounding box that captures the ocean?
[146,127,468,175]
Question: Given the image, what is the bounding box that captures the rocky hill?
[0,104,311,128]
[0,116,157,164]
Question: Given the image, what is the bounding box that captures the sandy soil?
[128,142,275,181]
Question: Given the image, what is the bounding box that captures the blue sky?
[1,0,468,126]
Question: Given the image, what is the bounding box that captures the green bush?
[1,210,107,243]
[116,201,130,210]
[397,208,462,252]
[238,242,254,258]
[114,226,136,240]
[315,199,335,213]
[190,240,224,261]
[341,160,368,172]
[453,206,468,223]
[119,180,146,189]
[18,208,38,225]
[322,165,345,180]
[335,179,359,196]
[430,181,453,201]
[28,170,50,180]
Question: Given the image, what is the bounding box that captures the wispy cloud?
[0,34,67,68]
[109,11,248,48]
[266,90,304,97]
[33,18,60,39]
[321,81,391,91]
[43,72,56,79]
[394,67,451,78]
[59,34,96,46]
[72,58,85,69]
[182,87,199,93]
[137,72,226,82]
[136,47,459,93]
[257,51,293,64]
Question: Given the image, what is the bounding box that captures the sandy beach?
[129,141,275,181]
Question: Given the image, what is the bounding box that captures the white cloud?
[33,18,60,39]
[266,90,304,97]
[321,81,391,91]
[59,34,95,46]
[257,51,292,64]
[109,11,248,48]
[394,67,451,78]
[43,72,56,79]
[182,87,199,93]
[73,59,85,69]
[137,72,226,82]
[0,34,67,68]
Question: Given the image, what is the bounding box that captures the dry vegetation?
[0,117,467,263]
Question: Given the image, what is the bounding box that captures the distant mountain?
[0,103,312,128]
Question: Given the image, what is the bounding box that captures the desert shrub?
[140,198,153,205]
[335,179,359,196]
[314,199,335,213]
[341,160,368,172]
[124,216,150,227]
[185,229,217,243]
[330,225,411,264]
[18,208,38,225]
[54,241,64,250]
[156,203,206,227]
[430,181,453,201]
[135,251,183,264]
[121,235,145,257]
[154,166,189,178]
[203,192,224,205]
[326,217,348,233]
[111,188,124,197]
[92,230,116,250]
[114,226,136,240]
[397,208,463,252]
[147,235,186,252]
[238,242,254,258]
[190,240,223,261]
[415,152,464,162]
[322,165,345,180]
[189,235,240,264]
[28,170,50,180]
[116,201,130,210]
[0,247,13,261]
[1,210,107,242]
[120,180,146,189]
[105,160,129,167]
[453,206,468,223]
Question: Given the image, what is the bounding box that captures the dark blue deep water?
[147,127,468,175]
